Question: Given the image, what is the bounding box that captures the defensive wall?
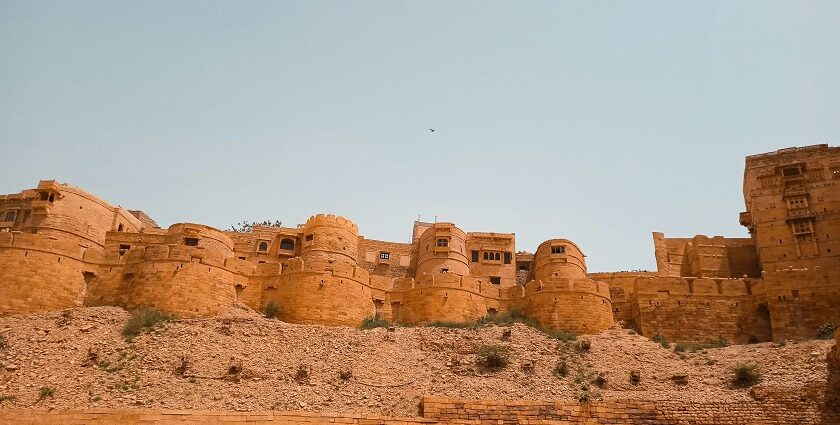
[0,142,838,342]
[1,392,838,425]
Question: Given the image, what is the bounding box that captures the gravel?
[0,305,832,416]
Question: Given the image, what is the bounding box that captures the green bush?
[476,309,576,341]
[425,321,477,329]
[476,345,510,370]
[731,364,761,388]
[546,329,577,342]
[122,308,175,341]
[477,308,532,326]
[652,333,670,349]
[38,387,55,400]
[817,323,837,340]
[554,360,569,377]
[713,336,729,347]
[264,300,280,319]
[358,315,390,330]
[592,373,607,388]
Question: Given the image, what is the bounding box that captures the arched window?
[48,194,55,203]
[117,224,124,232]
[258,241,269,252]
[279,238,295,251]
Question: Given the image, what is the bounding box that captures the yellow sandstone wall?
[516,240,613,333]
[628,276,772,343]
[1,393,837,425]
[0,232,90,314]
[764,269,840,340]
[519,278,613,334]
[389,273,494,324]
[263,258,375,326]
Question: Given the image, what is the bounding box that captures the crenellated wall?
[1,145,837,344]
[300,214,359,265]
[389,273,494,324]
[519,278,614,334]
[628,276,772,344]
[262,257,375,326]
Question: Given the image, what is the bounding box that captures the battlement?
[0,143,837,340]
[304,214,359,233]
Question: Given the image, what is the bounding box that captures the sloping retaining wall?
[1,393,838,424]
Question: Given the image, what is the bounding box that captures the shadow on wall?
[824,334,840,423]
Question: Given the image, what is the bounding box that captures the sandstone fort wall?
[0,144,837,340]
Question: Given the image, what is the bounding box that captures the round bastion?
[300,214,359,266]
[415,223,469,276]
[522,239,614,334]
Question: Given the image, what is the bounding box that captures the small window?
[258,241,269,252]
[471,250,479,262]
[436,238,448,247]
[184,237,199,246]
[238,256,246,260]
[441,268,449,273]
[118,244,130,255]
[483,251,489,260]
[490,276,501,285]
[494,252,500,261]
[551,245,566,254]
[280,238,295,250]
[782,167,801,177]
[503,252,512,264]
[305,234,314,242]
[793,220,812,234]
[379,251,390,260]
[2,210,16,222]
[48,194,55,203]
[117,223,124,232]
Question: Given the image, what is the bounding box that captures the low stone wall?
[0,410,433,425]
[421,395,839,425]
[2,394,838,425]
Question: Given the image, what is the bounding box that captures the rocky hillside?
[0,306,834,416]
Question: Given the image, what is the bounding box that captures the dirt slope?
[0,306,833,416]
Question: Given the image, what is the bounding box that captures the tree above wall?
[229,220,282,232]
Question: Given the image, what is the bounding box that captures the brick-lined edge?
[2,391,839,425]
[422,392,840,425]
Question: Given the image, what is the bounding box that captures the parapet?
[303,214,359,234]
[300,214,360,265]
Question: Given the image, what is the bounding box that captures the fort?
[1,144,838,343]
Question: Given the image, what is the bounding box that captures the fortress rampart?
[0,145,837,340]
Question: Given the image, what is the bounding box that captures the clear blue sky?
[1,1,838,271]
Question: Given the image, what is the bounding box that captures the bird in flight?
[429,128,435,133]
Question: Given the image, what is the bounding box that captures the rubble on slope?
[0,306,832,416]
